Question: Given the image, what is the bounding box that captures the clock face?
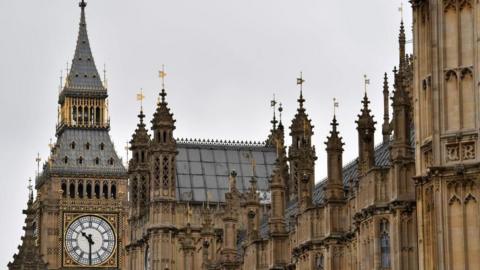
[65,215,116,266]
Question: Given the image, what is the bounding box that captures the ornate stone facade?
[10,0,480,269]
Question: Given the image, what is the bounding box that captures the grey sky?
[0,0,412,266]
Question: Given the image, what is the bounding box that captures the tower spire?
[296,72,305,109]
[270,94,278,131]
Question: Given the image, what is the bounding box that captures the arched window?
[95,107,101,126]
[78,156,83,165]
[78,107,83,125]
[83,106,88,124]
[103,183,108,199]
[72,106,77,125]
[100,143,105,150]
[108,158,114,166]
[95,157,100,165]
[86,183,92,198]
[141,151,145,163]
[64,156,68,164]
[111,184,117,199]
[78,182,84,198]
[69,183,75,198]
[94,183,100,199]
[163,131,167,143]
[61,182,67,197]
[90,107,94,125]
[380,219,391,268]
[85,142,90,150]
[134,152,139,162]
[71,142,76,150]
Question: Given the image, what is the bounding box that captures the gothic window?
[315,254,324,270]
[71,142,76,149]
[95,107,101,125]
[78,156,83,165]
[83,106,88,124]
[95,157,99,165]
[69,183,75,198]
[100,143,105,150]
[61,182,67,197]
[94,183,100,199]
[72,106,77,125]
[131,177,138,206]
[90,107,94,125]
[162,156,169,189]
[103,183,109,199]
[78,182,84,198]
[111,184,117,199]
[85,142,90,150]
[64,156,68,164]
[163,131,167,143]
[141,151,145,163]
[109,158,114,165]
[140,176,147,213]
[380,219,391,268]
[86,183,92,198]
[78,107,83,125]
[154,157,161,189]
[135,152,139,162]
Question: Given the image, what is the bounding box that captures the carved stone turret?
[324,116,345,201]
[382,73,392,143]
[8,195,48,270]
[289,87,316,204]
[221,171,241,270]
[150,87,177,201]
[356,93,376,175]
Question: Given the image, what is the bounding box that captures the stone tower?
[412,0,480,269]
[23,1,128,268]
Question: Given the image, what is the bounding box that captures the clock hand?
[81,232,95,265]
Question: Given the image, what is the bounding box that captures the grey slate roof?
[174,140,277,202]
[62,2,106,97]
[36,129,126,186]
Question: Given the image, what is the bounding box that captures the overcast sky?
[0,0,411,266]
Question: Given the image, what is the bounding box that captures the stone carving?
[446,144,460,161]
[462,143,475,160]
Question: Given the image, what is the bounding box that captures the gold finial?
[48,138,53,150]
[363,74,370,95]
[333,98,339,116]
[297,71,305,89]
[136,88,145,110]
[398,1,404,20]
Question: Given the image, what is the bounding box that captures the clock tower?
[31,1,128,268]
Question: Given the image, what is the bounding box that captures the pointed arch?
[380,218,391,268]
[460,68,474,129]
[445,70,459,131]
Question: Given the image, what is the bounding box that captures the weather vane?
[136,88,145,110]
[364,74,370,95]
[159,65,167,89]
[333,98,339,116]
[297,71,305,92]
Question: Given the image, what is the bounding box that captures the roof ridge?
[176,138,268,147]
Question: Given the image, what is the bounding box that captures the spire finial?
[398,1,404,21]
[103,64,108,89]
[35,153,41,178]
[79,0,87,9]
[297,72,305,108]
[278,102,283,124]
[159,65,167,103]
[28,177,33,202]
[270,94,278,130]
[363,74,370,96]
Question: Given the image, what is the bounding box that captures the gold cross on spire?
[333,97,339,116]
[364,74,370,95]
[136,88,145,109]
